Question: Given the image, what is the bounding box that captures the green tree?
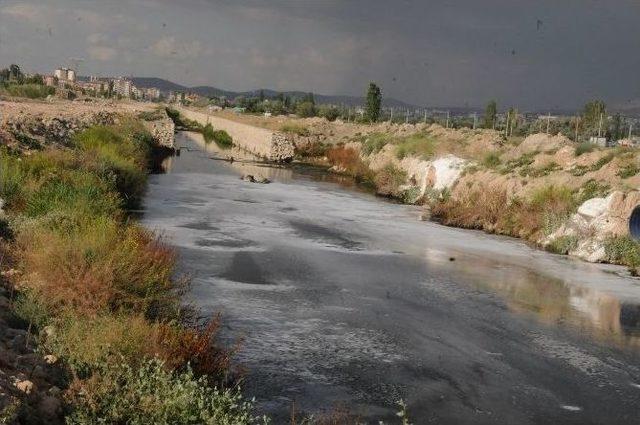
[9,64,22,81]
[365,82,382,123]
[302,92,315,105]
[296,101,316,118]
[483,100,497,129]
[609,113,623,141]
[582,100,607,137]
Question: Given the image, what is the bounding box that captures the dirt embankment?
[236,112,639,270]
[0,99,174,151]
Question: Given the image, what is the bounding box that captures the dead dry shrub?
[326,146,375,185]
[14,216,177,317]
[374,163,407,196]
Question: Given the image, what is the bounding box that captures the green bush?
[318,105,340,121]
[66,358,266,425]
[165,107,202,131]
[212,130,232,147]
[481,152,501,168]
[395,133,437,159]
[617,163,639,179]
[577,180,610,204]
[546,235,578,255]
[25,171,122,218]
[374,163,407,196]
[295,101,316,118]
[575,142,597,156]
[604,236,640,269]
[361,133,389,155]
[569,165,590,176]
[0,150,26,209]
[202,123,216,143]
[589,153,614,171]
[3,83,54,99]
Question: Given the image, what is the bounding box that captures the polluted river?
[142,132,640,424]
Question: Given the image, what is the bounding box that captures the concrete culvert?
[629,205,640,239]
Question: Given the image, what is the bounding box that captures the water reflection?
[171,131,369,191]
[424,248,640,348]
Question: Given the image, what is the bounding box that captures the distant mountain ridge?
[131,77,421,109]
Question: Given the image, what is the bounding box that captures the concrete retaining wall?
[176,106,294,162]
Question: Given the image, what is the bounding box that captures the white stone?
[431,155,467,190]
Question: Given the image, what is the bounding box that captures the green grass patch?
[279,123,310,137]
[360,132,390,155]
[617,163,640,179]
[481,152,502,169]
[1,83,55,99]
[546,235,579,255]
[576,179,610,204]
[604,236,640,271]
[66,358,263,425]
[575,142,597,156]
[395,132,438,160]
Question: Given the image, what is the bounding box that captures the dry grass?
[432,184,577,242]
[326,146,375,186]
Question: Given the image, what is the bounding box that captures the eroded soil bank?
[142,132,640,424]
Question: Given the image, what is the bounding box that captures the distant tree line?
[0,64,54,99]
[481,99,631,142]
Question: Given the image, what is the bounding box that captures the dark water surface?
[143,132,640,424]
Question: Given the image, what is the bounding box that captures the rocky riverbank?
[0,280,65,424]
[250,114,640,273]
[0,99,174,152]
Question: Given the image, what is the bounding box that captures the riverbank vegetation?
[0,64,55,99]
[0,120,262,423]
[203,123,233,147]
[166,107,233,148]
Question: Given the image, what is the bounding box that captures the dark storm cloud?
[1,0,638,110]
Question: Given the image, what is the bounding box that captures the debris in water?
[241,174,270,184]
[561,405,582,412]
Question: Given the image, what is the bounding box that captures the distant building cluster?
[43,67,164,102]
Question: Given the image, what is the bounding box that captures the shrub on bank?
[395,133,437,160]
[360,132,389,155]
[1,121,244,422]
[326,145,375,187]
[202,124,233,147]
[65,358,265,425]
[1,83,55,99]
[374,163,407,196]
[432,184,577,241]
[604,236,640,274]
[575,142,597,156]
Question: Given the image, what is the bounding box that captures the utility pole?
[405,109,409,124]
[389,107,394,123]
[629,123,633,139]
[446,111,450,129]
[575,117,580,143]
[423,109,427,123]
[473,113,477,130]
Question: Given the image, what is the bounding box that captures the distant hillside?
[131,77,420,109]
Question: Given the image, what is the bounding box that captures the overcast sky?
[1,0,639,110]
